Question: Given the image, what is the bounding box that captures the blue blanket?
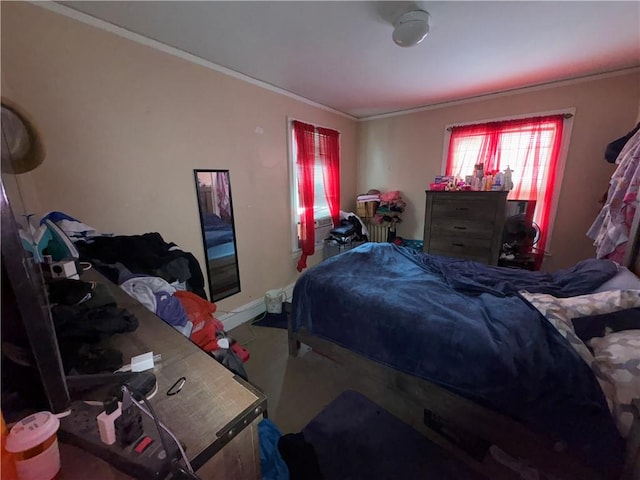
[292,243,623,474]
[202,213,234,248]
[204,228,234,248]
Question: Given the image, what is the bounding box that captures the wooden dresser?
[59,270,266,480]
[423,191,508,265]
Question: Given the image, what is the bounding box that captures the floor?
[227,322,503,480]
[229,321,338,434]
[228,321,426,435]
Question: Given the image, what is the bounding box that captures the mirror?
[194,170,241,302]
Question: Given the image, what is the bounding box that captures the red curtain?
[446,123,500,176]
[317,127,341,228]
[445,115,564,256]
[293,120,316,272]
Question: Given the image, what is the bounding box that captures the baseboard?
[283,283,295,302]
[218,283,295,331]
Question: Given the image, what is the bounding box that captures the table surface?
[60,269,265,474]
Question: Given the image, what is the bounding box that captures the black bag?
[329,223,355,238]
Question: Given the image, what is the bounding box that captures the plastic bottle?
[485,174,493,191]
[493,172,504,190]
[504,165,514,191]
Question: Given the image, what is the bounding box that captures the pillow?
[571,308,640,344]
[523,289,640,320]
[522,289,640,433]
[593,266,640,293]
[589,330,640,438]
[520,289,640,367]
[520,292,595,367]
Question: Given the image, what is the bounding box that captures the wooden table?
[59,270,266,479]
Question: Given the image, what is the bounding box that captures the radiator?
[365,221,388,243]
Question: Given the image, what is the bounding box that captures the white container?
[5,411,61,480]
[265,289,286,314]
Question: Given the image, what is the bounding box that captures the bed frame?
[288,202,640,480]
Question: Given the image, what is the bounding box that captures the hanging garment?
[216,173,232,223]
[588,129,640,260]
[605,124,640,163]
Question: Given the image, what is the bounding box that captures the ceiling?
[60,1,640,119]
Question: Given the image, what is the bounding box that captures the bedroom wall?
[358,71,640,271]
[1,2,358,313]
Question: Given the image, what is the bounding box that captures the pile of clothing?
[369,190,406,229]
[116,273,225,348]
[47,278,138,374]
[74,231,207,300]
[46,275,249,379]
[35,212,245,365]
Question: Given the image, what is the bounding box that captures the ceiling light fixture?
[392,10,430,48]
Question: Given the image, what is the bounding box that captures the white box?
[49,260,79,279]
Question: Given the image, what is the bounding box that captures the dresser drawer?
[424,191,508,265]
[430,218,494,240]
[428,236,492,263]
[431,196,497,221]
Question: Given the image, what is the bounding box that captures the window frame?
[288,117,340,253]
[441,108,575,256]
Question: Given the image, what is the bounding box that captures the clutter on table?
[429,164,514,192]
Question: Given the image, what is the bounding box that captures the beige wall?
[359,72,640,270]
[3,3,639,308]
[1,2,358,311]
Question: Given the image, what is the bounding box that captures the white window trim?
[287,119,299,254]
[287,116,340,255]
[441,107,576,257]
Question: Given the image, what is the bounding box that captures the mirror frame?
[193,169,241,302]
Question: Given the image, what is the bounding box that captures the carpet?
[301,390,484,480]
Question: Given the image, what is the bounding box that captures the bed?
[202,213,235,252]
[289,206,640,480]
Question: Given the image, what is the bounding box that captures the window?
[445,114,567,254]
[290,120,340,271]
[291,136,331,222]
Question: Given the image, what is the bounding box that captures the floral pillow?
[521,289,640,357]
[521,289,640,418]
[521,289,640,334]
[520,290,595,366]
[589,330,640,438]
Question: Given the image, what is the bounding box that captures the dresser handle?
[455,207,469,211]
[453,226,467,230]
[452,243,465,247]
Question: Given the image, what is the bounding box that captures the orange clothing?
[175,291,224,351]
